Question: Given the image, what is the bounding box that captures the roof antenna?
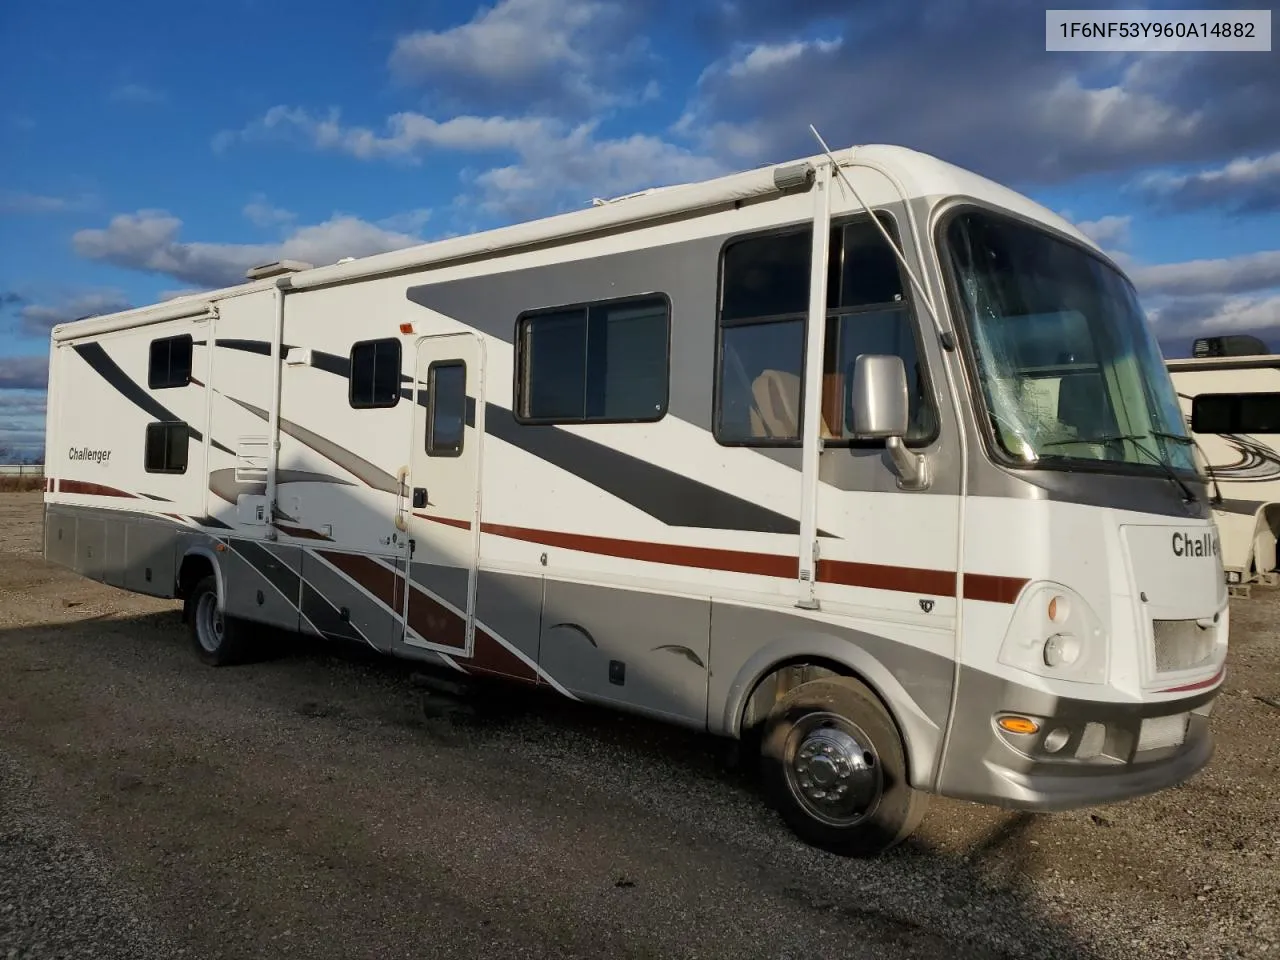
[807,124,955,351]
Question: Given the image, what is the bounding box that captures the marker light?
[1048,595,1070,623]
[1043,634,1082,667]
[399,322,415,334]
[1042,727,1071,753]
[997,716,1040,735]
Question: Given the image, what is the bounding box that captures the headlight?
[998,583,1108,684]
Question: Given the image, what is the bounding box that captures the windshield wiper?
[1147,430,1223,505]
[1041,433,1198,503]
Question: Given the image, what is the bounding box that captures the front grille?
[1138,713,1189,752]
[1152,619,1216,673]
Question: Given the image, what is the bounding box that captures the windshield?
[943,209,1200,478]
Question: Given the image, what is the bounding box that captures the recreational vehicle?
[1168,342,1280,598]
[42,141,1229,856]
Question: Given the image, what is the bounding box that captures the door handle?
[412,487,428,509]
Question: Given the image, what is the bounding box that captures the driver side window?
[714,215,936,445]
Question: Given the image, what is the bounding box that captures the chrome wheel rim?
[195,592,224,653]
[783,712,883,828]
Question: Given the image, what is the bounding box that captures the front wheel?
[184,574,252,666]
[760,676,928,856]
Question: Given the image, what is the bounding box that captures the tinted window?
[427,361,466,456]
[144,422,189,474]
[350,339,401,408]
[715,214,934,445]
[518,295,668,423]
[148,335,193,389]
[721,230,813,322]
[716,319,806,441]
[1193,392,1280,435]
[835,220,905,308]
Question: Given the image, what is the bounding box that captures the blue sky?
[2,0,1278,459]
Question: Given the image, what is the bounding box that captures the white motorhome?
[42,143,1229,856]
[1167,346,1280,597]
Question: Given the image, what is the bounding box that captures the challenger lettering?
[68,447,111,465]
[1172,531,1220,558]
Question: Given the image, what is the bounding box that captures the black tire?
[183,574,253,666]
[760,676,928,856]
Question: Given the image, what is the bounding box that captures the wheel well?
[177,553,215,600]
[738,657,906,746]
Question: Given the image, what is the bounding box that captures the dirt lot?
[1,490,1277,960]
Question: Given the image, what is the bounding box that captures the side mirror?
[849,354,910,439]
[847,354,929,490]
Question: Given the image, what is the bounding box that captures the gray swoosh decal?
[219,394,401,494]
[208,467,359,504]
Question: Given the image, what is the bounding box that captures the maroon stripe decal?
[420,515,1026,603]
[315,551,401,611]
[1160,665,1225,693]
[470,628,538,684]
[963,573,1030,605]
[59,479,136,499]
[819,559,956,597]
[317,549,533,678]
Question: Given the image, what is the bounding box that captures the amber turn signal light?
[997,715,1040,735]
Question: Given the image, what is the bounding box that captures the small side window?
[144,422,189,474]
[516,294,669,424]
[426,361,466,457]
[350,338,402,408]
[148,335,193,389]
[1192,392,1280,435]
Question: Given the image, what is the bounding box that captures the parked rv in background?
[1168,336,1280,598]
[43,140,1229,857]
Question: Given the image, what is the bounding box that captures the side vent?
[235,436,269,484]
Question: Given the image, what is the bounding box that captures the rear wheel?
[184,574,252,666]
[760,676,927,856]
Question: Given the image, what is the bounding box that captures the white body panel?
[1168,356,1280,587]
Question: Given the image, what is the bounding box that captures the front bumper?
[934,665,1220,812]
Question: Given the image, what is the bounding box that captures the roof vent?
[245,259,314,281]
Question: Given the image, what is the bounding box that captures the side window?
[144,421,189,474]
[825,219,937,444]
[350,338,401,408]
[148,334,193,389]
[714,216,936,445]
[426,361,466,456]
[1192,392,1280,434]
[715,230,810,443]
[516,294,668,423]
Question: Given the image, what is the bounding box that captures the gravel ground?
[0,490,1277,959]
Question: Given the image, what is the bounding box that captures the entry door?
[403,332,484,655]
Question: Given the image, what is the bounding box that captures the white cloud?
[243,195,297,228]
[216,106,553,162]
[17,290,134,335]
[218,104,723,221]
[377,208,433,233]
[0,191,94,215]
[72,209,428,288]
[671,4,1280,186]
[1139,150,1280,214]
[724,37,842,79]
[0,356,48,391]
[1075,215,1131,248]
[469,121,726,219]
[387,0,647,111]
[1130,250,1280,298]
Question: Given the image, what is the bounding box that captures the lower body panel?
[937,665,1219,810]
